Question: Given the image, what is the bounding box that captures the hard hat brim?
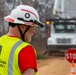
[4,15,38,26]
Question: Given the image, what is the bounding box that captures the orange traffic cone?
[70,63,76,75]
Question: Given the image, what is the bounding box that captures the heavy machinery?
[46,0,76,55]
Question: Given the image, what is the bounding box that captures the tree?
[0,0,5,36]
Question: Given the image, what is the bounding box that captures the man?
[0,5,44,75]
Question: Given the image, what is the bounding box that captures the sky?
[65,0,76,18]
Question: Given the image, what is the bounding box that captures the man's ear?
[19,25,26,33]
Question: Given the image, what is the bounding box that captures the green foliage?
[37,53,47,59]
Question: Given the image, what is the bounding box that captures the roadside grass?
[37,53,48,59]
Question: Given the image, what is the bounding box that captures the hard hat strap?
[17,25,30,41]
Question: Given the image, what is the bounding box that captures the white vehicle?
[46,0,75,55]
[46,18,76,55]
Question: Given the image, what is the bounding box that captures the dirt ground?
[37,57,73,75]
[31,37,75,75]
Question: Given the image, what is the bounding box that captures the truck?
[46,18,76,55]
[46,0,76,55]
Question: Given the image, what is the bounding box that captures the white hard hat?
[4,5,44,27]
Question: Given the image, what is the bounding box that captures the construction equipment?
[46,0,76,55]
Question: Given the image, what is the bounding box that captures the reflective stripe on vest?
[8,40,23,75]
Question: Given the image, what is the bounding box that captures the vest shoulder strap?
[8,40,23,75]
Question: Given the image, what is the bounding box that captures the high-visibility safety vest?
[0,35,38,75]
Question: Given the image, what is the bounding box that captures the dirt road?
[37,57,72,75]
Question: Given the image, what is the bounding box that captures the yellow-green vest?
[0,35,38,75]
